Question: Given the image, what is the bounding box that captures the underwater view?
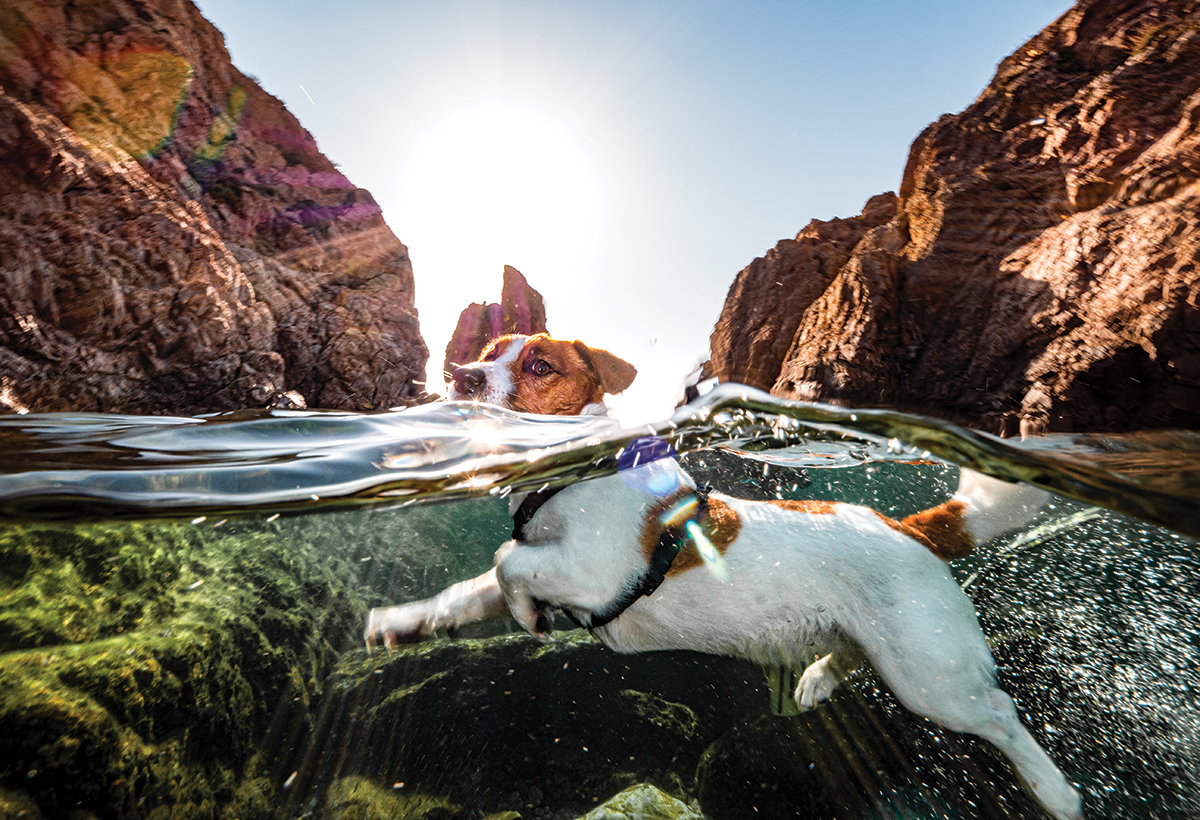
[1,386,1198,820]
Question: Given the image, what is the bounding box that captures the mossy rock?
[323,776,460,820]
[578,783,708,820]
[0,497,526,819]
[0,787,43,819]
[0,514,367,819]
[286,631,766,818]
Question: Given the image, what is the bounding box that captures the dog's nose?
[453,365,485,398]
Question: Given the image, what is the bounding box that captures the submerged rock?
[323,775,463,820]
[706,0,1200,434]
[298,630,764,819]
[578,783,708,820]
[0,513,372,818]
[0,0,428,414]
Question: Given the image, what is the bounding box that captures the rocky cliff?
[0,0,428,414]
[442,265,548,384]
[707,0,1200,434]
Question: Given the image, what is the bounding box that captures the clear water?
[1,385,1197,820]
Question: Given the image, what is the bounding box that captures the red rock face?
[442,265,548,386]
[707,0,1200,434]
[0,0,428,414]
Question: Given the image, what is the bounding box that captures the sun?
[396,100,606,391]
[400,101,604,272]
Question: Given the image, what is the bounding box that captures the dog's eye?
[531,359,554,377]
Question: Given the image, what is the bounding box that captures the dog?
[365,333,1083,820]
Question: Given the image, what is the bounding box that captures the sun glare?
[405,103,602,240]
[396,101,606,392]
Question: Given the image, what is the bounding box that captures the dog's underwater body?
[365,333,1084,820]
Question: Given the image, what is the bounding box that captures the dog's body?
[365,333,1083,820]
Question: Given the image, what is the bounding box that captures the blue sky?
[193,0,1072,422]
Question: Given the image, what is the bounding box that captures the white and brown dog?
[365,333,1083,820]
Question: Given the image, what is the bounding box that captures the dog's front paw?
[504,590,555,641]
[794,654,841,711]
[494,558,553,641]
[364,602,437,649]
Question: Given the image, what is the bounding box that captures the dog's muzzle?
[450,364,487,400]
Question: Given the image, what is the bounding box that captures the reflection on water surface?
[0,386,1196,819]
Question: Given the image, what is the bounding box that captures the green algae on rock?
[0,514,369,819]
[323,775,461,820]
[299,631,765,819]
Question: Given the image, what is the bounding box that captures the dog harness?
[588,484,711,628]
[510,481,712,631]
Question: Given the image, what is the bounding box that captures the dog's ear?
[573,341,637,395]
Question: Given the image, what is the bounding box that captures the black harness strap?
[587,484,712,629]
[511,485,566,540]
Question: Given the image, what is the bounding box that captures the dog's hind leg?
[794,641,865,711]
[848,595,1082,819]
[871,653,1082,819]
[943,687,1084,820]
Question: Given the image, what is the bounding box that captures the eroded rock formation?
[0,0,427,414]
[442,265,547,384]
[707,0,1200,434]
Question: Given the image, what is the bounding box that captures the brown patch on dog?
[480,336,520,362]
[765,495,974,561]
[571,340,638,395]
[877,500,974,560]
[638,491,742,577]
[486,333,636,415]
[768,499,840,515]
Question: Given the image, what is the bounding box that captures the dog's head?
[447,333,637,415]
